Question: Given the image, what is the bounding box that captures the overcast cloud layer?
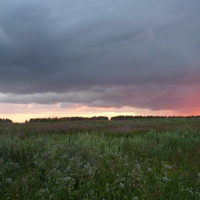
[0,0,200,114]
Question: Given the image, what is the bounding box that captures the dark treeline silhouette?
[110,115,200,120]
[28,115,200,123]
[0,118,13,123]
[29,116,109,123]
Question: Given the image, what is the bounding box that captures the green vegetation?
[0,118,200,199]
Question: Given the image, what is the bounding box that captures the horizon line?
[1,114,200,124]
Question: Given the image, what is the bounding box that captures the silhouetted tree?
[0,118,13,123]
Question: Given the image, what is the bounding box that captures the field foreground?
[0,118,200,199]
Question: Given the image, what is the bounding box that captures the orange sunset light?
[0,103,180,123]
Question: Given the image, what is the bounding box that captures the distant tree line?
[110,115,200,120]
[110,115,169,120]
[0,118,13,123]
[29,116,109,123]
[28,115,200,123]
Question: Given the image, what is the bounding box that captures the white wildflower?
[6,178,12,184]
[14,163,20,169]
[121,177,126,182]
[106,183,110,191]
[64,166,70,172]
[165,164,172,170]
[34,161,38,165]
[136,164,141,169]
[88,169,93,175]
[162,176,171,182]
[119,182,125,188]
[63,176,71,182]
[136,177,141,182]
[61,154,67,158]
[147,167,152,173]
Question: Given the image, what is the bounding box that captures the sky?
[0,0,200,122]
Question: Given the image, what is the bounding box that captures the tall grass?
[0,121,200,199]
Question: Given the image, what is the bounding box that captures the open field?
[0,118,200,199]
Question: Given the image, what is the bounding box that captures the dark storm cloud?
[0,0,200,112]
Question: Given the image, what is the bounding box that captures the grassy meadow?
[0,117,200,199]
